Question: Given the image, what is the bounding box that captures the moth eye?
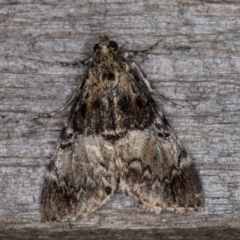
[93,43,99,52]
[109,41,118,51]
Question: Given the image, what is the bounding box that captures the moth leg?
[123,39,161,59]
[131,61,154,92]
[52,57,91,66]
[37,91,77,119]
[131,61,193,110]
[36,57,95,119]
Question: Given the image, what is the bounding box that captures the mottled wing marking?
[42,133,118,221]
[115,56,203,212]
[41,36,203,222]
[116,127,203,213]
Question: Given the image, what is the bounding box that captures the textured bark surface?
[0,0,240,239]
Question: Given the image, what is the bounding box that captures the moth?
[41,36,203,222]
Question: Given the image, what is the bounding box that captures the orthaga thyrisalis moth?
[41,36,203,222]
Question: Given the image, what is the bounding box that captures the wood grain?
[0,0,240,238]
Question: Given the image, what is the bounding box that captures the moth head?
[93,35,118,53]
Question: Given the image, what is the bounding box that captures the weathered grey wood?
[0,0,240,238]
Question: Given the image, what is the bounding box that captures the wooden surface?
[1,0,240,239]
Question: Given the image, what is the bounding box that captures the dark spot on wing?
[162,116,169,126]
[103,72,115,81]
[118,96,129,112]
[93,99,101,109]
[179,149,188,159]
[60,126,73,141]
[105,187,112,195]
[135,97,145,108]
[80,103,87,118]
[47,160,55,172]
[101,131,127,143]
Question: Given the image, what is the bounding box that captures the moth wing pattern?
[116,108,203,213]
[112,60,203,213]
[41,134,119,222]
[41,35,203,222]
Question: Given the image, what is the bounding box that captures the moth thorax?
[99,45,111,54]
[99,52,115,64]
